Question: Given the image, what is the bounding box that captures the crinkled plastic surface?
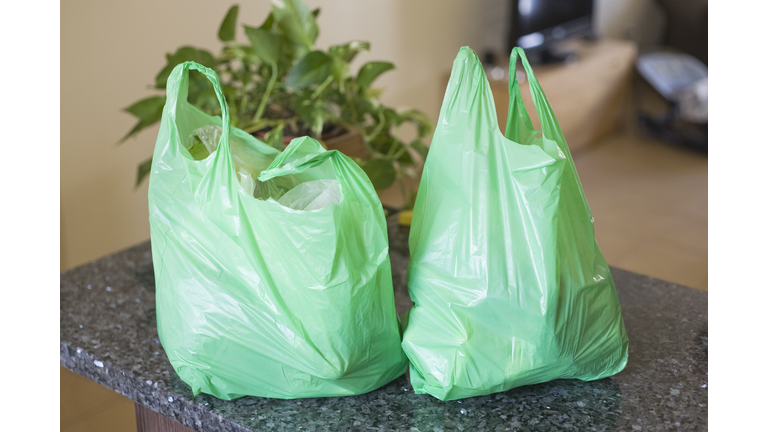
[147,61,407,400]
[277,179,341,211]
[188,125,261,197]
[401,47,629,401]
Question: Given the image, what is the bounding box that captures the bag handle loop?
[257,137,332,182]
[505,47,565,144]
[165,61,231,156]
[257,137,352,198]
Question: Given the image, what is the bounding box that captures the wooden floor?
[60,366,137,432]
[60,131,708,431]
[574,133,708,291]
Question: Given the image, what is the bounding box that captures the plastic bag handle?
[505,47,565,143]
[166,61,231,155]
[257,137,346,183]
[507,48,590,217]
[257,136,371,207]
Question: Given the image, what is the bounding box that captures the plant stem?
[361,110,387,143]
[311,75,334,100]
[348,98,357,124]
[239,90,248,117]
[391,142,409,160]
[385,139,401,158]
[254,63,278,124]
[395,172,412,210]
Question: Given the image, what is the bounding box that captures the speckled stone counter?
[61,216,707,431]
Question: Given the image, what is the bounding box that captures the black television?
[507,0,595,64]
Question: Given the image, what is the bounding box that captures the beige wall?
[61,0,662,271]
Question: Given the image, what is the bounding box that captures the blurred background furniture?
[632,0,708,151]
[635,52,707,151]
[654,0,708,65]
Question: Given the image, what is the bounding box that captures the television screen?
[511,0,593,51]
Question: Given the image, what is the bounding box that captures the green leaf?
[311,7,320,18]
[356,61,395,89]
[368,132,392,155]
[331,57,347,86]
[125,96,166,120]
[383,108,402,126]
[187,138,211,161]
[397,146,414,166]
[155,47,216,89]
[121,96,166,142]
[188,80,219,112]
[244,25,280,65]
[409,140,429,158]
[218,5,239,42]
[328,41,370,62]
[290,93,327,137]
[259,11,274,30]
[221,44,260,64]
[135,158,152,187]
[400,109,433,137]
[362,158,396,190]
[271,0,318,58]
[364,86,384,100]
[293,95,317,130]
[326,41,369,86]
[286,51,332,88]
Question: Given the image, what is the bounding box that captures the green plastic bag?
[401,47,629,401]
[148,62,407,400]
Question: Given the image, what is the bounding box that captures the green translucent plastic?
[148,62,407,400]
[402,47,629,401]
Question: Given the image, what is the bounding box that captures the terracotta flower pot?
[322,127,367,159]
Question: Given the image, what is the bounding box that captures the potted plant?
[122,0,432,210]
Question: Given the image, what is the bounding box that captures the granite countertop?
[60,216,708,431]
